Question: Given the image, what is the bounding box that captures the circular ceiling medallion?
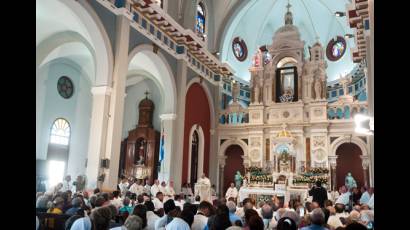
[283,111,290,118]
[232,37,248,62]
[313,149,327,162]
[249,149,260,162]
[326,36,346,61]
[57,76,74,99]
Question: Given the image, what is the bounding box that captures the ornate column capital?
[210,129,216,135]
[328,155,338,169]
[159,113,177,121]
[218,155,227,168]
[360,155,370,169]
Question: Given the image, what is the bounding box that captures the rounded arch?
[219,139,248,158]
[187,124,205,183]
[186,78,216,128]
[330,136,368,157]
[62,0,114,86]
[128,44,177,114]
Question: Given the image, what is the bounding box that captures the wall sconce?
[335,11,346,17]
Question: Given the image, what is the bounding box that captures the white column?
[360,155,370,187]
[102,15,130,190]
[328,156,338,191]
[85,86,112,190]
[171,60,188,193]
[157,113,177,183]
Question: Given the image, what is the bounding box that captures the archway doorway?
[335,143,364,189]
[223,145,245,193]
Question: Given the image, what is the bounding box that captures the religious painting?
[326,36,347,61]
[232,37,248,61]
[135,138,147,166]
[275,66,298,102]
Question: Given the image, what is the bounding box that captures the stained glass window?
[232,37,248,61]
[196,3,205,35]
[50,118,70,145]
[326,36,347,61]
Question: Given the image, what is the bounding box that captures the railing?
[219,110,249,125]
[327,101,368,120]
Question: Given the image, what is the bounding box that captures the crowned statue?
[345,172,357,191]
[234,171,243,190]
[136,143,145,165]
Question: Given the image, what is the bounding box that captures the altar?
[238,187,285,203]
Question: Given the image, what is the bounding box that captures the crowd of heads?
[36,175,373,230]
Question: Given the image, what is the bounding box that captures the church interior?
[36,0,374,229]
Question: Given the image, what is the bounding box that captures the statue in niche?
[253,75,262,103]
[136,139,147,165]
[345,172,357,191]
[252,48,263,67]
[314,77,322,100]
[234,171,243,190]
[232,81,240,102]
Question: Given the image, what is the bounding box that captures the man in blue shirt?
[226,201,242,225]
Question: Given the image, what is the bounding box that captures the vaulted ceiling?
[218,0,355,82]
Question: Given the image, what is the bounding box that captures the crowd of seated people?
[36,177,374,230]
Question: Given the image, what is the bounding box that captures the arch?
[330,136,368,157]
[223,144,245,193]
[37,0,113,86]
[276,57,299,68]
[335,143,365,189]
[49,118,71,146]
[195,1,207,36]
[219,139,248,158]
[62,0,114,86]
[128,44,177,114]
[186,77,216,128]
[36,31,94,68]
[187,124,205,183]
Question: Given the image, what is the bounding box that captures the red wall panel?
[336,143,364,189]
[182,83,211,183]
[223,144,244,193]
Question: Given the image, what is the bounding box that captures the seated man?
[153,192,165,211]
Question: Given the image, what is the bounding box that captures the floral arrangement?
[293,176,328,184]
[293,167,329,185]
[246,166,262,173]
[250,175,273,183]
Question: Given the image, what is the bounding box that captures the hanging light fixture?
[335,11,346,17]
[345,34,355,39]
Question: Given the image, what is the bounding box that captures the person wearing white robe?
[144,179,151,196]
[165,181,176,200]
[225,183,238,200]
[118,177,129,197]
[160,181,167,194]
[196,173,211,202]
[150,180,161,198]
[129,180,144,196]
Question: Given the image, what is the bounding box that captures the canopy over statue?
[345,172,357,191]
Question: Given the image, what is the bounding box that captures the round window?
[57,76,74,99]
[326,36,347,61]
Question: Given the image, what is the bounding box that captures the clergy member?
[165,181,176,200]
[129,179,144,196]
[196,173,211,202]
[118,176,129,197]
[225,182,238,200]
[151,179,160,198]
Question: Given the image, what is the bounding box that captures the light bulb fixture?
[345,34,355,39]
[335,11,346,17]
[354,114,374,135]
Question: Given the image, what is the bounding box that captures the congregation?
[36,176,374,230]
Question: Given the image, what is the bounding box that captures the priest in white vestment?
[129,180,144,195]
[118,177,129,197]
[62,175,72,192]
[165,181,176,200]
[151,180,161,198]
[196,173,211,202]
[225,183,238,200]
